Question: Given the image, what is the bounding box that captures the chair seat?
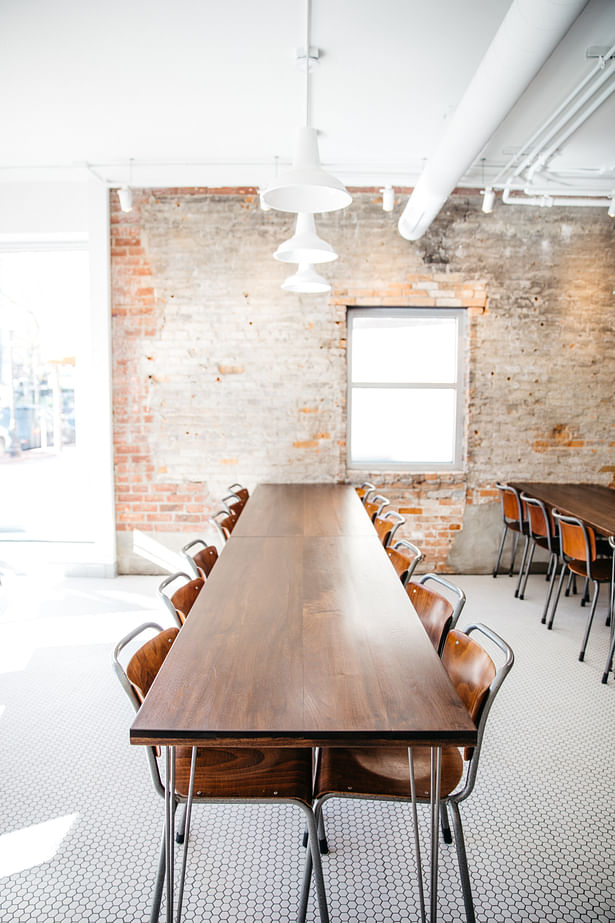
[174,746,313,803]
[314,745,464,802]
[567,557,611,582]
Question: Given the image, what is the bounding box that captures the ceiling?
[0,0,613,200]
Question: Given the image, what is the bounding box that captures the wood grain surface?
[131,485,476,748]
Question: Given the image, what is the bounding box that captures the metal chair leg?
[517,538,535,600]
[601,622,615,683]
[449,801,476,923]
[541,553,559,624]
[440,801,453,844]
[176,804,187,844]
[547,561,568,630]
[579,580,599,662]
[493,525,509,577]
[508,532,519,577]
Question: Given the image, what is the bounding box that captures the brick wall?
[110,189,615,572]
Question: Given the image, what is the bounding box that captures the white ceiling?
[0,0,613,195]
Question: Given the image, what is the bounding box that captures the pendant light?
[261,0,351,214]
[118,158,134,213]
[274,212,337,263]
[281,263,331,294]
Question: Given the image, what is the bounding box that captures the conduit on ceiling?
[397,0,590,241]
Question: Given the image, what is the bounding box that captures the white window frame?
[347,306,465,472]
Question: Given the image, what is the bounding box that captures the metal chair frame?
[209,509,236,544]
[180,538,218,580]
[601,536,615,683]
[363,493,390,523]
[519,493,560,620]
[305,623,514,923]
[157,571,202,628]
[417,572,466,638]
[373,510,405,548]
[386,539,424,586]
[113,623,329,923]
[548,511,612,661]
[355,481,376,503]
[493,483,529,595]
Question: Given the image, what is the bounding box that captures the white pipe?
[525,76,615,179]
[502,187,609,207]
[492,41,615,186]
[398,0,589,241]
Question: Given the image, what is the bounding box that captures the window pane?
[350,387,457,465]
[351,315,458,384]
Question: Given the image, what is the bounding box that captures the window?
[347,307,464,471]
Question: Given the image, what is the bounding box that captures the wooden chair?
[518,493,560,619]
[493,482,530,595]
[405,573,466,655]
[386,539,423,586]
[209,509,237,544]
[181,539,219,580]
[307,623,514,923]
[113,623,329,923]
[355,481,376,503]
[157,572,204,627]
[373,510,405,547]
[363,493,390,523]
[548,511,612,661]
[601,536,615,683]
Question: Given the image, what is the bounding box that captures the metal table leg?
[430,747,442,923]
[164,746,176,923]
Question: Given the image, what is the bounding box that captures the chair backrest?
[181,538,219,579]
[553,510,596,568]
[113,622,178,795]
[355,481,376,503]
[364,494,390,523]
[441,624,513,795]
[222,493,245,519]
[520,493,553,543]
[406,577,456,655]
[209,509,236,543]
[373,510,405,548]
[386,539,423,585]
[227,482,250,505]
[418,573,466,634]
[495,482,524,525]
[158,571,204,626]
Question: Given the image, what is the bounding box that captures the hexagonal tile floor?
[0,571,613,921]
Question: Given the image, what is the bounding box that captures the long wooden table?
[509,481,615,536]
[131,483,477,920]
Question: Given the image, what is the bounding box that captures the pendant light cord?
[305,0,311,128]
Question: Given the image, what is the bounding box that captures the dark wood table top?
[131,484,476,749]
[509,481,615,537]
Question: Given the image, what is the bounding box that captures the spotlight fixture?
[481,187,495,213]
[274,212,337,263]
[281,262,331,294]
[118,185,133,213]
[261,0,351,214]
[608,194,615,218]
[381,186,395,212]
[118,158,134,213]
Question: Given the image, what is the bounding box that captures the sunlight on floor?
[0,815,78,878]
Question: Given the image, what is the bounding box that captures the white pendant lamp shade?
[262,128,351,214]
[274,212,337,264]
[281,262,331,294]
